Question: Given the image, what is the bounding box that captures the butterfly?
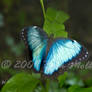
[21,26,88,75]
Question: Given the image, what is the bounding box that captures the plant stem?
[40,0,46,19]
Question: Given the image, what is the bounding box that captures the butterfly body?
[21,26,88,76]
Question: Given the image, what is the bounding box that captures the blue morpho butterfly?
[21,26,88,76]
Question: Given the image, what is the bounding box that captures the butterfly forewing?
[21,26,48,71]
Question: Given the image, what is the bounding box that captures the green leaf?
[45,8,69,24]
[58,72,68,87]
[45,79,50,91]
[1,72,40,92]
[31,72,41,79]
[43,8,69,38]
[84,77,92,86]
[68,85,81,92]
[78,87,92,92]
[68,86,92,92]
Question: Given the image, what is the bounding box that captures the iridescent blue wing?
[44,39,88,75]
[21,26,48,71]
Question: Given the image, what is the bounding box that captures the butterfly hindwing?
[44,39,88,75]
[21,26,48,71]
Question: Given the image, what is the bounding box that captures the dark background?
[0,0,92,90]
[0,0,92,61]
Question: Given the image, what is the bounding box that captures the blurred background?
[0,0,92,60]
[0,0,92,91]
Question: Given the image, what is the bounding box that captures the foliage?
[40,0,69,38]
[1,72,40,92]
[68,86,92,92]
[58,72,68,87]
[43,8,69,38]
[1,71,92,92]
